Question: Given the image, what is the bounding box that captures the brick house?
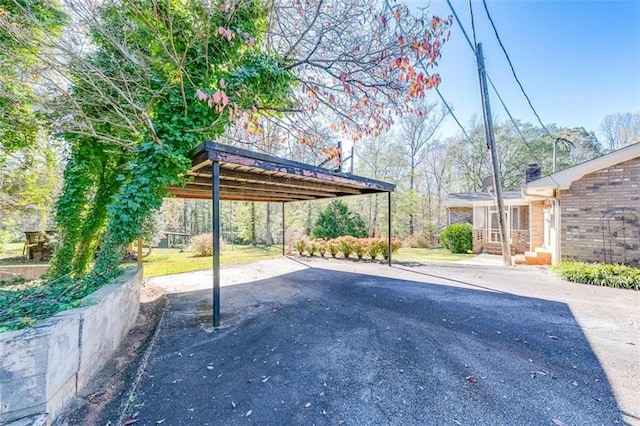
[524,142,639,266]
[445,143,639,266]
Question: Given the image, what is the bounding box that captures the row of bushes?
[552,261,640,290]
[295,236,402,260]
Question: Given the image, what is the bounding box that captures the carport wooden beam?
[167,141,396,328]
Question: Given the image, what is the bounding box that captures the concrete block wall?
[0,266,48,282]
[0,268,142,425]
[560,156,640,265]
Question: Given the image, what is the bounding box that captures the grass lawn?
[392,247,476,264]
[0,243,25,261]
[2,242,475,276]
[139,245,283,278]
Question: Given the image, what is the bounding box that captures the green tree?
[0,1,66,243]
[3,0,451,289]
[311,200,367,239]
[42,0,295,283]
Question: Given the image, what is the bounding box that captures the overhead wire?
[481,0,555,139]
[468,0,478,48]
[446,0,546,165]
[384,0,477,144]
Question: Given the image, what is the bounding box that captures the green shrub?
[440,223,472,254]
[552,261,640,290]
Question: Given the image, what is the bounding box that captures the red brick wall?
[472,229,529,255]
[560,156,640,266]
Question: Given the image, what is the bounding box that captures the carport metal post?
[387,191,392,266]
[282,202,286,256]
[212,160,221,327]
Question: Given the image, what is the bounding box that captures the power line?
[431,83,474,142]
[468,0,478,49]
[447,0,544,162]
[422,66,475,144]
[446,0,562,188]
[446,0,475,52]
[481,0,554,139]
[385,0,476,145]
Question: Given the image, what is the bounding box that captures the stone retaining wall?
[0,266,48,282]
[0,268,142,425]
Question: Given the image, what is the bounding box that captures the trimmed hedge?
[552,261,640,290]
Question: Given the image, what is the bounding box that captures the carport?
[167,141,395,326]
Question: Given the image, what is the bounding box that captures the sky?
[407,0,640,140]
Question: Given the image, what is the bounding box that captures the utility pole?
[476,43,512,265]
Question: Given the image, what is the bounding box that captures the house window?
[473,206,487,229]
[510,205,529,230]
[476,204,529,243]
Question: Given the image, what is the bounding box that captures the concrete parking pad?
[114,258,639,425]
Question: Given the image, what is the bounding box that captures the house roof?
[443,191,524,207]
[167,141,395,202]
[525,142,640,197]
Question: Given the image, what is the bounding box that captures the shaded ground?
[60,257,640,425]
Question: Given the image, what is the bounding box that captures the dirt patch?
[55,284,167,425]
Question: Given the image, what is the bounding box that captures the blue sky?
[409,0,640,140]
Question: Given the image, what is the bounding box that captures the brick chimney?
[525,163,541,183]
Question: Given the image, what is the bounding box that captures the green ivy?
[47,0,295,302]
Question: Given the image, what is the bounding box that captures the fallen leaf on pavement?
[551,419,568,426]
[156,420,165,424]
[465,376,477,383]
[206,366,214,370]
[231,401,236,408]
[122,420,138,425]
[246,409,252,417]
[304,402,312,408]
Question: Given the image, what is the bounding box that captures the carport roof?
[167,141,395,202]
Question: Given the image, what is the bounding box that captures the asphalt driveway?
[105,257,640,425]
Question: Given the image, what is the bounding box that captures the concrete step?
[524,249,552,266]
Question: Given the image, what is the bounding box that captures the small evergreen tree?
[311,200,367,239]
